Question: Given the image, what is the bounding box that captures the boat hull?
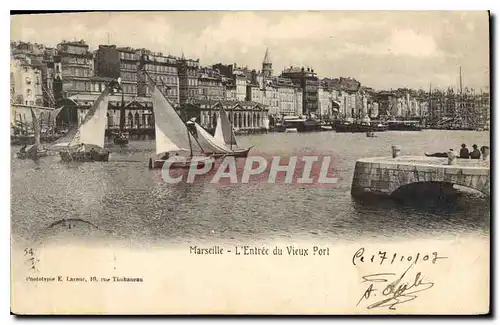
[60,151,110,162]
[388,124,423,131]
[16,149,48,160]
[113,136,129,145]
[335,123,388,133]
[203,147,252,158]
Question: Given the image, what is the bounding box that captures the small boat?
[284,128,298,133]
[113,133,129,145]
[387,120,423,131]
[194,105,253,158]
[59,80,117,162]
[366,132,376,138]
[60,149,109,162]
[145,74,214,170]
[335,121,388,133]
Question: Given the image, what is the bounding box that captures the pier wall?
[351,156,490,197]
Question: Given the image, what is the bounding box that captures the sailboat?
[59,80,119,162]
[196,106,252,158]
[16,108,48,159]
[145,74,213,170]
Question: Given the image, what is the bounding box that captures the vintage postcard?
[10,11,490,315]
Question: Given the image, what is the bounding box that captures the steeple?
[262,47,273,77]
[263,47,271,64]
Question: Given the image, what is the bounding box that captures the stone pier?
[351,156,490,197]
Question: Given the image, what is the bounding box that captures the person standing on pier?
[459,144,469,159]
[469,144,481,159]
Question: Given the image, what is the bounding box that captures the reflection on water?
[11,131,490,246]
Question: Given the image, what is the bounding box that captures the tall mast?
[459,65,463,95]
[119,89,125,131]
[428,82,432,124]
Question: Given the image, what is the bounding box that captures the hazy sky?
[11,11,490,91]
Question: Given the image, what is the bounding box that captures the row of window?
[121,72,137,82]
[144,64,177,74]
[154,75,178,85]
[199,80,221,87]
[62,67,91,77]
[119,52,136,61]
[59,45,88,55]
[199,88,223,97]
[122,84,137,94]
[120,63,137,70]
[62,56,90,65]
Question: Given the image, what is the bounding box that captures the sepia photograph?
[9,10,491,315]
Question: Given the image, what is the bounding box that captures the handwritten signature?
[356,263,434,310]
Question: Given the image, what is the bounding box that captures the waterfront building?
[11,42,57,107]
[177,54,200,107]
[184,100,268,131]
[10,57,44,106]
[137,49,179,106]
[95,45,139,96]
[222,77,237,100]
[212,63,249,101]
[318,80,335,119]
[53,40,93,100]
[281,66,319,115]
[335,89,357,118]
[196,66,224,102]
[275,77,301,116]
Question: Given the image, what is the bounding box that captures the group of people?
[458,144,490,160]
[426,143,490,161]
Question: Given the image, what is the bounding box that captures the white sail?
[215,106,238,147]
[194,122,233,154]
[214,114,224,144]
[150,84,199,155]
[68,86,111,149]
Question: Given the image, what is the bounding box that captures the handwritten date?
[352,247,447,266]
[357,264,435,310]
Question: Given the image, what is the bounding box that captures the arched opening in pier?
[390,181,487,207]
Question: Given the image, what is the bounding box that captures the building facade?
[184,100,269,131]
[177,55,200,107]
[196,67,224,102]
[137,49,179,106]
[95,45,139,96]
[281,66,319,115]
[10,57,44,106]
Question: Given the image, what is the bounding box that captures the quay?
[351,154,490,197]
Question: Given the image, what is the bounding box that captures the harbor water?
[11,130,490,247]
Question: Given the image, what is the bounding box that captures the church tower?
[262,47,272,77]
